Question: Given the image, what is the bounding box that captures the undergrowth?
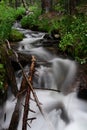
[59,15,87,64]
[0,1,87,65]
[0,1,25,42]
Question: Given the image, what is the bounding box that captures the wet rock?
[42,30,61,47]
[77,64,87,100]
[51,30,61,40]
[0,89,7,105]
[10,52,32,71]
[42,39,59,47]
[9,29,24,42]
[77,80,87,100]
[43,33,52,40]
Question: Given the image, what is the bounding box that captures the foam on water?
[0,29,86,130]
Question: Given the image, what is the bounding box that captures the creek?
[0,26,87,130]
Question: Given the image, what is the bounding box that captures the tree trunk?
[41,0,52,13]
[64,0,78,15]
[69,0,77,15]
[15,0,18,9]
[22,0,29,11]
[9,0,12,6]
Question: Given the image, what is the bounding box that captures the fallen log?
[6,40,56,130]
[22,55,36,130]
[7,52,35,130]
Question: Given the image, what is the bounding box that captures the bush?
[0,63,5,90]
[9,29,24,42]
[15,6,26,20]
[0,2,25,41]
[0,2,15,41]
[21,14,37,29]
[59,15,87,63]
[38,18,50,32]
[21,4,41,29]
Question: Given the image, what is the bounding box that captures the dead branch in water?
[22,0,29,12]
[22,55,36,130]
[6,40,55,130]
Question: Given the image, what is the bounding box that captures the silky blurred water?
[0,28,87,130]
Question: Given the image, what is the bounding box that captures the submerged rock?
[77,80,87,100]
[0,89,7,105]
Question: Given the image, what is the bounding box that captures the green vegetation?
[9,29,24,42]
[0,1,87,65]
[15,6,26,20]
[0,2,26,90]
[21,10,60,32]
[20,3,87,64]
[0,2,15,41]
[21,4,41,29]
[0,1,25,42]
[59,15,87,63]
[0,0,86,99]
[0,63,5,90]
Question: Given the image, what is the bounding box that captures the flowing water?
[0,27,87,130]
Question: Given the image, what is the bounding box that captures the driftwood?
[8,54,36,130]
[8,99,20,130]
[6,40,55,130]
[10,51,32,71]
[7,53,35,130]
[22,55,36,130]
[15,52,55,130]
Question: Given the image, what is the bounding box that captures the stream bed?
[0,27,87,130]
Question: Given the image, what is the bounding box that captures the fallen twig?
[35,87,61,92]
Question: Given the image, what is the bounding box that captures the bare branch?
[6,40,55,130]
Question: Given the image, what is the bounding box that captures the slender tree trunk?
[69,0,77,15]
[41,0,52,13]
[65,0,78,15]
[22,0,29,11]
[15,0,18,9]
[9,0,12,6]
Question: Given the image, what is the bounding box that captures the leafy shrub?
[59,32,74,51]
[59,15,87,63]
[15,6,26,20]
[21,14,36,29]
[29,3,41,14]
[0,22,11,40]
[0,2,26,41]
[9,29,24,42]
[21,4,41,29]
[53,3,65,13]
[38,18,50,32]
[49,19,61,33]
[0,2,15,41]
[0,63,5,90]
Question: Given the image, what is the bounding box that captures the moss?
[0,46,6,91]
[0,61,7,105]
[0,62,6,92]
[9,29,24,42]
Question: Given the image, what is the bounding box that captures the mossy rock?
[0,63,5,88]
[9,29,24,42]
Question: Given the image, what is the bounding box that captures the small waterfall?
[34,57,77,93]
[0,28,87,130]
